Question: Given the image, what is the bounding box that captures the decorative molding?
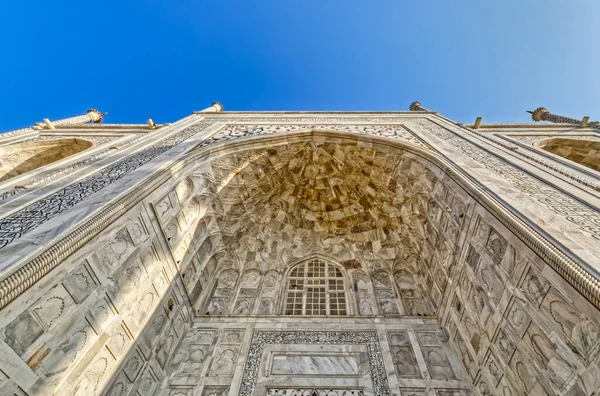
[198,124,427,150]
[266,390,364,396]
[506,134,600,146]
[204,116,417,123]
[0,127,39,142]
[480,133,600,190]
[37,135,117,145]
[239,331,388,396]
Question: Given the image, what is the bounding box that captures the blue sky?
[1,1,599,131]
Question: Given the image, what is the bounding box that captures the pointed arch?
[232,269,262,315]
[394,270,433,316]
[371,270,400,316]
[353,270,376,316]
[205,269,239,315]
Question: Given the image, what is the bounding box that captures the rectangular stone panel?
[62,260,99,303]
[202,387,229,396]
[421,346,456,380]
[2,312,44,355]
[270,353,360,376]
[31,283,76,330]
[391,346,421,378]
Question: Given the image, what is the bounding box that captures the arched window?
[285,258,347,316]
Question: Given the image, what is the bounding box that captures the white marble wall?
[1,114,599,396]
[151,318,471,396]
[0,191,194,395]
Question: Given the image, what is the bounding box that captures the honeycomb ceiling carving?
[193,140,435,273]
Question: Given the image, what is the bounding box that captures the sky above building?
[1,1,599,131]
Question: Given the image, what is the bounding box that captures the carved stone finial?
[87,108,107,123]
[409,101,425,112]
[211,102,223,112]
[527,107,582,125]
[527,107,549,122]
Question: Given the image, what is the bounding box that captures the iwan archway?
[1,123,598,396]
[147,131,474,396]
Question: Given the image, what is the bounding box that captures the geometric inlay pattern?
[199,124,426,149]
[266,390,364,396]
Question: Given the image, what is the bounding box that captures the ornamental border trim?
[238,331,388,396]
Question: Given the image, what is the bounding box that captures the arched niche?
[0,138,93,181]
[537,138,600,172]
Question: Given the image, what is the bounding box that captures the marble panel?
[169,386,195,396]
[540,286,600,358]
[31,283,76,330]
[155,193,174,220]
[62,261,99,304]
[507,349,537,394]
[123,349,145,382]
[70,346,116,396]
[400,390,426,396]
[105,322,132,359]
[104,371,130,396]
[91,243,119,276]
[2,312,44,355]
[156,325,179,369]
[375,289,399,316]
[201,386,229,396]
[391,345,421,378]
[136,366,159,396]
[267,390,363,396]
[238,331,390,395]
[128,216,149,246]
[40,319,97,384]
[209,345,239,376]
[269,354,360,376]
[257,298,275,315]
[485,226,508,262]
[109,227,136,262]
[421,346,456,380]
[504,297,531,337]
[519,266,550,307]
[523,321,574,389]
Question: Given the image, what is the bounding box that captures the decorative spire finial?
[527,107,550,122]
[526,107,582,125]
[409,101,428,112]
[86,108,107,123]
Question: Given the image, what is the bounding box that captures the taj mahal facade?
[0,103,599,396]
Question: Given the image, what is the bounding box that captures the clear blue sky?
[1,1,599,131]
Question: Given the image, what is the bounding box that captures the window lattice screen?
[285,259,346,316]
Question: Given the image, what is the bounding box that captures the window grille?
[285,258,346,316]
